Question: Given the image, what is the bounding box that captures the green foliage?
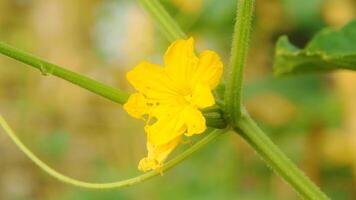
[280,0,324,32]
[274,20,356,76]
[245,75,343,136]
[38,130,70,160]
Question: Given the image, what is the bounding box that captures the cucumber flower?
[124,38,223,172]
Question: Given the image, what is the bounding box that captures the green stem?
[0,42,225,129]
[0,42,130,104]
[0,114,224,189]
[235,111,329,200]
[224,1,328,198]
[137,0,187,42]
[224,0,255,124]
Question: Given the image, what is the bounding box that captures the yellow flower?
[124,38,223,172]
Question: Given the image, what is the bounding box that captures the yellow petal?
[127,61,179,100]
[192,50,223,89]
[123,93,149,119]
[138,136,181,172]
[183,106,206,136]
[124,37,222,172]
[191,83,215,109]
[149,102,181,118]
[164,37,199,92]
[137,157,158,172]
[145,106,186,145]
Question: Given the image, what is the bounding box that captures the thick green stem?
[235,111,329,200]
[224,0,255,124]
[224,1,328,198]
[0,42,129,104]
[137,0,187,42]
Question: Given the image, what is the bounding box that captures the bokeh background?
[0,0,356,199]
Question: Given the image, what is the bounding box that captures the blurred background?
[0,0,356,199]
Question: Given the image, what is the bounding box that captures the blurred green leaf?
[245,75,342,133]
[280,0,324,32]
[38,130,69,160]
[273,20,356,76]
[55,190,129,200]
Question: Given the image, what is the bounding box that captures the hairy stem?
[235,111,329,200]
[137,0,187,42]
[0,42,130,104]
[0,114,224,189]
[224,0,255,124]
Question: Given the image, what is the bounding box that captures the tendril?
[0,114,223,189]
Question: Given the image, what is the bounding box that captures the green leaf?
[273,20,356,76]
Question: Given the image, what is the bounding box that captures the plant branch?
[137,0,187,42]
[0,42,130,104]
[224,0,255,124]
[235,111,329,200]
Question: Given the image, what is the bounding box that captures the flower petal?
[146,105,186,146]
[193,50,223,89]
[124,37,223,172]
[138,136,181,172]
[183,106,206,136]
[127,61,179,100]
[191,83,215,109]
[123,93,149,119]
[164,37,199,92]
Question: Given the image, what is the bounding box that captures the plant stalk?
[0,42,130,104]
[235,111,329,200]
[137,0,187,42]
[224,0,255,124]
